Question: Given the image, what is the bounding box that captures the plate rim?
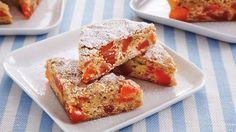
[129,0,236,43]
[3,29,205,132]
[0,0,65,35]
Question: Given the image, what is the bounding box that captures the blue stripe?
[171,103,186,132]
[195,89,213,132]
[123,0,133,19]
[119,125,133,132]
[0,36,5,47]
[0,75,13,125]
[208,38,236,131]
[164,26,186,132]
[0,36,25,125]
[12,92,32,132]
[164,26,176,50]
[59,0,76,33]
[142,19,156,24]
[229,44,236,65]
[185,32,213,132]
[39,112,54,132]
[103,0,114,19]
[36,34,47,42]
[81,0,95,25]
[12,36,25,50]
[146,114,159,132]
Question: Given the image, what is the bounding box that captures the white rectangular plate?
[0,0,64,35]
[130,0,236,43]
[3,29,205,132]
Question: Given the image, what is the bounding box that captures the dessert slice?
[168,0,236,22]
[0,1,12,24]
[79,19,157,83]
[45,58,143,123]
[114,43,177,87]
[16,0,40,19]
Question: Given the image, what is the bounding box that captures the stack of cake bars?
[45,19,177,123]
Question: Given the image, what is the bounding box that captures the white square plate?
[0,0,64,35]
[3,29,205,132]
[130,0,236,43]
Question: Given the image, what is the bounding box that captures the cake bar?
[114,43,177,87]
[79,19,156,83]
[45,58,143,123]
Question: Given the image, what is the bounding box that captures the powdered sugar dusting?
[99,73,124,83]
[47,58,81,83]
[144,42,174,65]
[79,19,154,49]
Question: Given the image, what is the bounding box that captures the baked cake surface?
[79,19,157,83]
[168,0,236,22]
[45,58,143,123]
[114,42,177,87]
[0,1,12,24]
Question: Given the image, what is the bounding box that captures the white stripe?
[69,0,85,29]
[219,43,236,112]
[175,30,200,132]
[0,36,35,131]
[92,0,105,22]
[0,83,22,132]
[113,0,125,18]
[197,36,226,132]
[0,37,14,79]
[159,108,173,132]
[182,97,200,132]
[25,102,43,132]
[132,120,147,132]
[174,29,188,59]
[52,123,63,132]
[156,24,164,44]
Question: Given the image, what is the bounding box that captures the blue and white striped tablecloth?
[0,0,236,131]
